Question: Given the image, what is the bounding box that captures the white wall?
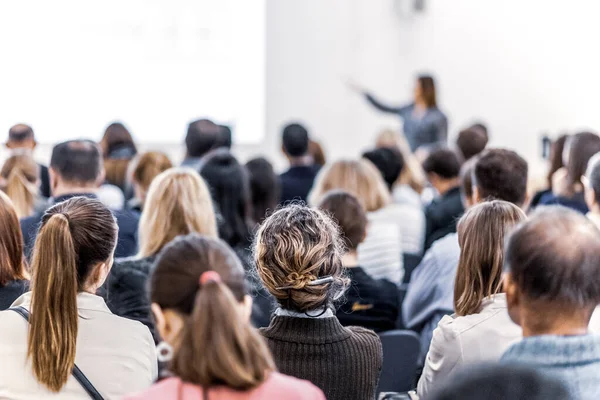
[265,0,600,176]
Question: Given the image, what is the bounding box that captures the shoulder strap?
[9,306,105,400]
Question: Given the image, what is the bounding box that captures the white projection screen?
[0,0,265,144]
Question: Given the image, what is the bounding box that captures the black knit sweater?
[260,315,382,400]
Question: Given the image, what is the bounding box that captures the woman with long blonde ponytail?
[0,154,44,218]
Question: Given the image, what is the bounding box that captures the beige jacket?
[417,294,521,398]
[0,292,157,399]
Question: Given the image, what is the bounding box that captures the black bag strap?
[9,306,105,400]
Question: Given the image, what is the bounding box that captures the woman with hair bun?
[127,234,324,400]
[255,204,382,400]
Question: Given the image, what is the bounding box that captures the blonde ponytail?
[5,168,37,218]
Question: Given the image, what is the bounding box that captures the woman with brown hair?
[127,151,173,212]
[0,196,156,398]
[0,191,29,310]
[529,134,569,209]
[100,122,138,191]
[350,75,448,151]
[538,131,600,214]
[255,205,382,400]
[309,159,404,283]
[0,154,46,218]
[127,234,324,400]
[101,168,218,340]
[417,200,525,398]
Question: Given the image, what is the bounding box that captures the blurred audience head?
[6,123,36,151]
[0,154,40,218]
[422,147,461,195]
[131,151,173,207]
[547,134,569,189]
[456,128,488,161]
[217,124,233,149]
[309,159,390,212]
[584,153,600,213]
[245,157,280,224]
[473,149,528,207]
[362,147,405,191]
[199,149,253,248]
[282,123,310,159]
[100,122,137,159]
[0,191,28,286]
[454,201,526,316]
[28,197,117,391]
[49,140,104,196]
[185,118,222,159]
[318,190,367,252]
[150,234,274,390]
[254,204,349,312]
[468,122,488,139]
[309,139,327,167]
[459,157,478,208]
[562,131,600,197]
[416,75,437,108]
[504,206,600,335]
[427,363,569,400]
[138,168,217,258]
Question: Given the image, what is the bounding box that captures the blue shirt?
[538,191,589,214]
[502,335,600,400]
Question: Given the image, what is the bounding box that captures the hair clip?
[199,271,221,286]
[276,275,334,290]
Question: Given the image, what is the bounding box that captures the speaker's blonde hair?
[138,168,218,257]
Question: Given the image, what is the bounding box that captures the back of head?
[139,168,217,257]
[50,140,103,186]
[309,159,391,212]
[585,153,600,205]
[100,122,137,159]
[505,206,600,310]
[245,157,280,224]
[216,125,233,149]
[454,200,526,316]
[565,131,600,195]
[8,124,34,144]
[362,147,405,191]
[199,149,252,247]
[309,139,327,166]
[418,75,437,108]
[186,119,221,158]
[318,190,367,251]
[473,149,528,207]
[151,233,274,390]
[254,204,348,312]
[428,363,569,400]
[1,154,39,218]
[547,134,569,188]
[29,197,117,392]
[282,123,309,157]
[422,147,461,180]
[456,128,489,161]
[132,151,173,194]
[459,157,478,207]
[0,191,27,286]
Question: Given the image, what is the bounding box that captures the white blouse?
[417,294,521,398]
[0,292,157,399]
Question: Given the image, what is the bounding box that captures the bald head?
[7,124,35,150]
[505,206,600,308]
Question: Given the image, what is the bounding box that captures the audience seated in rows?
[422,147,464,250]
[254,205,382,400]
[101,168,218,341]
[246,157,280,224]
[127,151,173,212]
[0,154,46,218]
[5,124,51,198]
[309,159,404,283]
[363,147,425,257]
[20,140,139,258]
[279,123,321,204]
[0,197,156,398]
[0,192,29,310]
[538,131,600,214]
[501,207,600,398]
[417,200,525,397]
[318,190,400,332]
[127,234,325,400]
[404,149,528,359]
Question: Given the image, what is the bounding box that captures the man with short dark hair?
[5,124,51,197]
[456,128,488,161]
[20,140,139,258]
[404,148,528,360]
[422,147,464,249]
[318,190,400,332]
[502,207,600,398]
[279,122,320,204]
[181,118,222,168]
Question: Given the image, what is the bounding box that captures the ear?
[503,273,521,326]
[473,185,482,204]
[49,167,58,194]
[241,295,253,322]
[151,303,168,340]
[96,168,106,188]
[5,142,12,149]
[152,305,186,344]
